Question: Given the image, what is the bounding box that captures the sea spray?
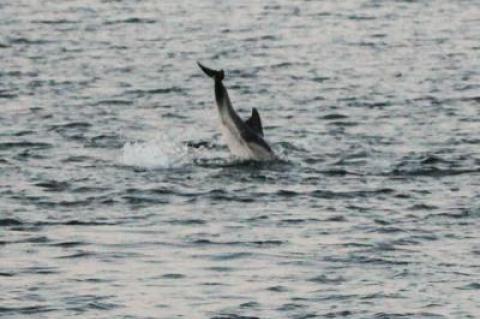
[121,137,190,169]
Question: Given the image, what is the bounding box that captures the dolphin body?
[198,62,276,161]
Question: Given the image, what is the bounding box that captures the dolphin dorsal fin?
[245,108,264,137]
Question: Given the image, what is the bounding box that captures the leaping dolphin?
[197,62,276,161]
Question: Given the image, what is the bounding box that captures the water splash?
[121,137,190,169]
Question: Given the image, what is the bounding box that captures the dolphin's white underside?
[218,112,274,160]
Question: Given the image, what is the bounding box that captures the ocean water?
[1,0,479,318]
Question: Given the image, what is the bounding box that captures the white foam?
[121,137,190,169]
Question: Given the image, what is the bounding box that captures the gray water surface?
[1,1,479,318]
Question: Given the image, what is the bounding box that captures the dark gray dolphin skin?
[198,62,276,160]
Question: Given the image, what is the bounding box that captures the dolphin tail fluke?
[197,62,225,81]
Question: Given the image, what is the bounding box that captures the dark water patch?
[161,273,186,279]
[105,17,156,25]
[61,155,95,163]
[460,96,480,104]
[308,274,345,284]
[163,112,188,119]
[0,272,14,277]
[51,241,87,248]
[458,282,480,290]
[211,315,260,319]
[63,295,120,312]
[35,180,70,192]
[122,195,169,205]
[0,236,50,245]
[410,203,438,210]
[64,219,115,226]
[310,188,395,199]
[0,218,23,226]
[279,218,322,225]
[275,189,302,197]
[10,130,36,136]
[419,155,451,165]
[239,301,260,309]
[368,226,405,234]
[0,305,55,315]
[347,14,376,20]
[0,92,17,99]
[92,99,133,106]
[244,34,278,42]
[277,141,308,152]
[73,277,112,283]
[8,37,51,45]
[22,266,58,275]
[127,87,184,96]
[207,192,256,203]
[320,310,352,318]
[0,141,53,150]
[14,149,48,161]
[325,255,410,266]
[196,157,289,170]
[200,282,224,286]
[23,236,50,244]
[71,186,109,193]
[326,215,347,222]
[270,62,293,69]
[167,219,206,225]
[277,303,306,311]
[85,134,124,149]
[1,236,50,245]
[190,239,284,248]
[425,210,471,220]
[57,251,96,259]
[49,122,92,133]
[33,219,117,226]
[330,120,358,127]
[187,141,215,149]
[373,241,401,252]
[339,242,372,248]
[361,292,403,300]
[125,187,176,197]
[33,19,79,24]
[206,266,234,272]
[348,101,392,108]
[312,76,330,83]
[210,252,253,261]
[321,113,348,120]
[374,312,445,319]
[267,285,289,292]
[374,219,390,225]
[34,199,94,208]
[318,169,358,176]
[244,215,269,222]
[390,166,479,177]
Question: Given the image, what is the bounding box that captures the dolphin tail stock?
[197,62,225,81]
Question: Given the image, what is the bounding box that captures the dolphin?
[197,62,276,161]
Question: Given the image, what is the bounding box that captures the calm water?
[1,1,479,318]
